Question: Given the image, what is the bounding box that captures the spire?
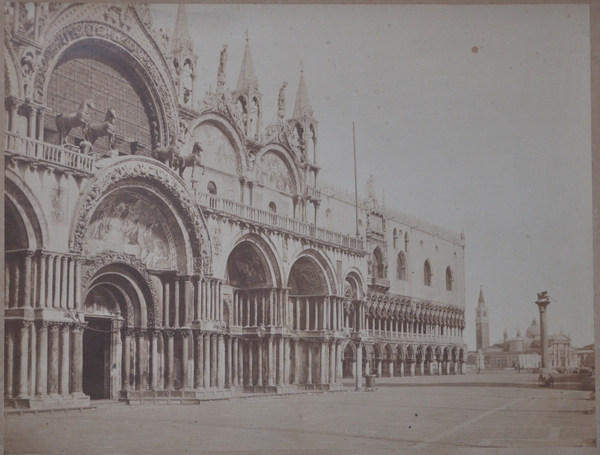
[236,31,259,92]
[293,62,314,120]
[516,328,521,337]
[172,4,193,53]
[478,286,486,306]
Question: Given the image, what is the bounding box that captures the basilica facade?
[4,3,467,409]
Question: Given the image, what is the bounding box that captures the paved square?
[5,372,596,454]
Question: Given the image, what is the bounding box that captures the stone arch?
[82,253,160,327]
[344,267,365,299]
[86,280,133,327]
[342,340,357,361]
[396,344,405,361]
[71,157,211,276]
[35,19,179,142]
[287,249,337,296]
[5,170,49,250]
[225,234,282,289]
[372,246,385,279]
[255,144,301,195]
[188,113,247,175]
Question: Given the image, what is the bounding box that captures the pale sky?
[151,3,593,349]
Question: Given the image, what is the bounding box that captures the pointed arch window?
[424,260,432,287]
[404,232,409,252]
[397,252,407,281]
[393,228,398,249]
[446,266,453,291]
[207,181,217,195]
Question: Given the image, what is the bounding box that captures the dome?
[525,318,540,339]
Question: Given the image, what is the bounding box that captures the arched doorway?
[81,263,151,400]
[342,342,356,379]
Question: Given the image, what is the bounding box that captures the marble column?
[293,338,300,385]
[37,253,47,308]
[226,336,232,387]
[18,321,32,398]
[36,322,48,396]
[355,342,363,390]
[210,334,217,388]
[74,259,82,310]
[60,256,68,309]
[181,331,190,390]
[377,359,383,378]
[203,333,210,388]
[389,361,395,378]
[267,336,274,387]
[165,331,174,390]
[67,257,75,309]
[257,338,263,386]
[283,337,289,385]
[277,336,284,386]
[135,330,146,390]
[150,330,159,389]
[306,343,312,385]
[194,332,204,389]
[232,337,238,387]
[163,280,170,328]
[236,338,243,387]
[58,324,70,395]
[173,278,180,328]
[247,340,253,386]
[217,334,225,388]
[336,341,343,383]
[22,251,34,308]
[71,325,84,394]
[329,341,335,384]
[6,327,15,397]
[122,329,132,390]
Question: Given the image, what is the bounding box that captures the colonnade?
[4,320,85,402]
[4,250,83,310]
[162,275,222,327]
[364,313,464,340]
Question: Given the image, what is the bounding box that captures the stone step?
[5,406,97,417]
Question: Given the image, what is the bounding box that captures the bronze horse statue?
[84,107,117,149]
[151,133,183,168]
[175,142,205,178]
[56,99,95,144]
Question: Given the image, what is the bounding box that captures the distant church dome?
[525,318,540,339]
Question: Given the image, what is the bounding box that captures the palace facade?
[4,3,467,409]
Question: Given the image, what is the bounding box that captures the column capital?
[164,329,175,338]
[59,322,70,333]
[178,329,191,339]
[20,320,33,330]
[48,322,60,332]
[149,329,161,339]
[122,327,135,337]
[72,324,86,334]
[135,329,147,338]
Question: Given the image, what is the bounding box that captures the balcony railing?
[5,132,95,174]
[369,277,391,290]
[197,193,365,252]
[304,185,321,200]
[366,330,464,344]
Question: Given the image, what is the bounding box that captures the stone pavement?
[5,371,596,454]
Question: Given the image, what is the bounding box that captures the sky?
[150,3,593,349]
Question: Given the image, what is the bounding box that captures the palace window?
[404,232,409,252]
[446,266,453,291]
[372,248,385,279]
[424,260,432,287]
[397,252,407,281]
[269,201,277,213]
[393,228,398,249]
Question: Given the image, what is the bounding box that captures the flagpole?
[353,122,359,237]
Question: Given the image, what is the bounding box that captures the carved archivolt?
[82,251,160,327]
[71,158,212,276]
[35,20,178,140]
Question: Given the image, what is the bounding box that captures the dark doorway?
[83,318,111,400]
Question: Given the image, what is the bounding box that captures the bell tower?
[475,286,490,351]
[171,4,198,108]
[233,32,263,141]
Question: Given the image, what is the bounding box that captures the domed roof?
[525,318,540,339]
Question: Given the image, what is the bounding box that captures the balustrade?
[5,132,95,174]
[197,193,364,252]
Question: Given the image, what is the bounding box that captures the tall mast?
[353,122,359,237]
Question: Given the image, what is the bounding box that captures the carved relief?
[212,224,222,256]
[72,159,212,275]
[84,192,175,270]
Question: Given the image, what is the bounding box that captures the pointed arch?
[424,259,432,287]
[396,251,407,281]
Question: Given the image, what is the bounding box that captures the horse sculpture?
[175,142,205,178]
[84,108,117,150]
[56,99,95,144]
[151,133,183,168]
